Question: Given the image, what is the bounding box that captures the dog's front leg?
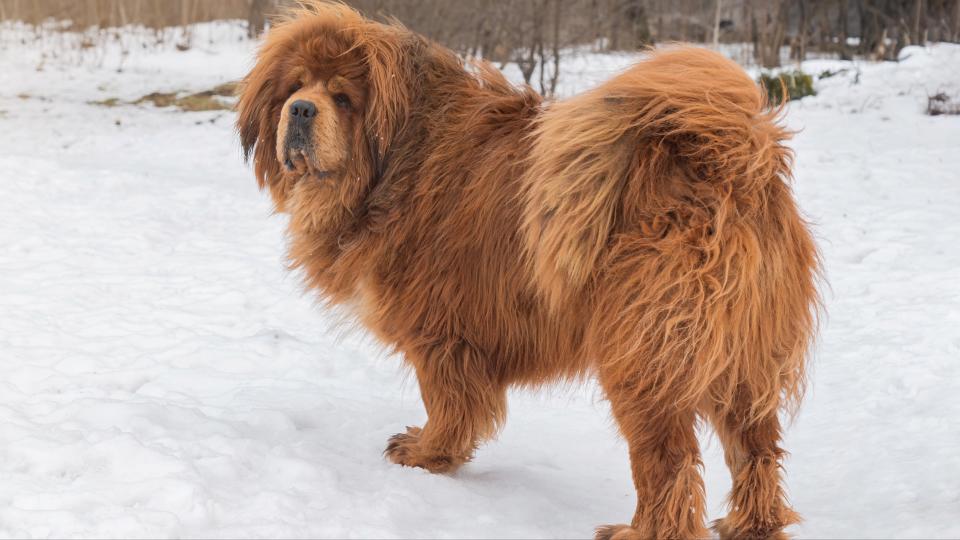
[385,339,507,474]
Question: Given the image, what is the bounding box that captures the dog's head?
[237,3,416,213]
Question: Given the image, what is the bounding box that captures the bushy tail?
[522,47,818,419]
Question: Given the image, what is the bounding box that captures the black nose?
[289,100,316,120]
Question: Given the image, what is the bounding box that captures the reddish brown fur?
[237,3,820,538]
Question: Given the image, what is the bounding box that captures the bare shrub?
[927,92,960,115]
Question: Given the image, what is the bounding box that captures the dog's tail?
[522,47,788,308]
[522,46,818,419]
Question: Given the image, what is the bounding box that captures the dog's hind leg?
[594,374,709,540]
[587,239,723,539]
[707,398,800,540]
[385,339,507,474]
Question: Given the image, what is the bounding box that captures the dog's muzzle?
[284,99,315,170]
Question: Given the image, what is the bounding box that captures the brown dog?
[237,3,819,538]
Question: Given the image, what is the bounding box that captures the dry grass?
[89,97,122,107]
[90,81,238,112]
[0,0,262,30]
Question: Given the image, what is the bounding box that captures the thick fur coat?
[237,3,819,538]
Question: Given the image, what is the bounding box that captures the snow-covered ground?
[1,21,959,538]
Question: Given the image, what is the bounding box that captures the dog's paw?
[597,523,713,540]
[384,425,423,464]
[712,517,791,540]
[383,426,463,474]
[594,524,643,540]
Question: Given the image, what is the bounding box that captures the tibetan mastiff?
[237,3,819,538]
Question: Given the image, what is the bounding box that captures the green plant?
[758,70,815,105]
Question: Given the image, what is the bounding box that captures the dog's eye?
[289,81,303,94]
[333,93,351,110]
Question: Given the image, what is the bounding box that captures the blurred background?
[1,1,959,539]
[3,0,960,94]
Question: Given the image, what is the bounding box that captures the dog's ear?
[365,129,384,184]
[236,42,283,192]
[354,24,419,177]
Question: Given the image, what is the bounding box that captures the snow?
[2,20,960,538]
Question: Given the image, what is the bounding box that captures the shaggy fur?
[237,3,819,538]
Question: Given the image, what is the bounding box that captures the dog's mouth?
[283,147,333,180]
